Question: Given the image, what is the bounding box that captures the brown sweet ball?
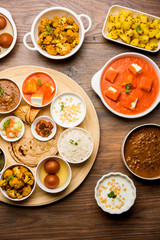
[0,33,13,48]
[44,160,60,174]
[44,174,59,189]
[0,16,7,30]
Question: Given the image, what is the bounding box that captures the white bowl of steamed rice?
[58,127,94,164]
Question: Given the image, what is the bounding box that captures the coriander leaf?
[8,175,14,181]
[60,104,64,111]
[0,87,4,95]
[70,139,74,144]
[125,89,130,93]
[46,25,52,31]
[126,83,131,90]
[107,191,117,199]
[135,25,142,31]
[37,78,42,86]
[3,119,11,130]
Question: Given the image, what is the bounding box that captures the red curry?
[101,56,159,115]
[22,72,56,105]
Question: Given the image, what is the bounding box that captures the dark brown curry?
[124,125,160,179]
[0,79,20,112]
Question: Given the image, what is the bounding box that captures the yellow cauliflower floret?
[46,45,57,55]
[12,166,23,180]
[67,17,74,25]
[43,36,52,45]
[3,169,13,179]
[9,177,24,189]
[6,189,17,199]
[0,179,8,188]
[56,43,71,55]
[22,185,32,197]
[19,166,28,174]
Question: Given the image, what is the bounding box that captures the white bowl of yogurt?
[95,172,136,214]
[50,92,86,128]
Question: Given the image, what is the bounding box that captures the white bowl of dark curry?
[0,78,21,114]
[122,124,160,180]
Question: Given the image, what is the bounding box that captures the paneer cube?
[140,76,153,92]
[104,67,119,82]
[104,86,120,101]
[23,80,37,94]
[124,96,138,110]
[128,63,142,76]
[122,74,133,86]
[31,94,43,105]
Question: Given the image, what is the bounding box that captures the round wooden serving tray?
[0,66,100,206]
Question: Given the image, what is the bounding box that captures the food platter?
[0,66,100,206]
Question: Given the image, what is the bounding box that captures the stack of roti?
[13,105,41,124]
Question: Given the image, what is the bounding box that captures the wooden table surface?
[0,0,160,239]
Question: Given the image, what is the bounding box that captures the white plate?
[0,116,25,142]
[31,116,57,141]
[102,5,160,52]
[50,92,86,128]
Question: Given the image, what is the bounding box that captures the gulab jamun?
[0,16,7,30]
[44,160,60,174]
[0,33,13,48]
[44,174,59,189]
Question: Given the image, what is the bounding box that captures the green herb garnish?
[135,25,142,31]
[46,25,52,31]
[60,104,64,111]
[3,119,11,130]
[125,83,131,93]
[107,191,117,199]
[70,139,81,146]
[0,160,4,170]
[37,78,42,86]
[8,175,14,181]
[0,87,4,95]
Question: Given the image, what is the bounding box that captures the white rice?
[58,128,93,163]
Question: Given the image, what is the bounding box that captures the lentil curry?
[124,125,160,179]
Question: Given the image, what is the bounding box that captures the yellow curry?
[38,16,79,55]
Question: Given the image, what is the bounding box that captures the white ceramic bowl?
[31,116,57,141]
[102,5,160,53]
[36,156,72,193]
[95,172,136,214]
[0,78,21,114]
[0,148,6,174]
[23,6,92,59]
[58,127,94,164]
[0,163,36,202]
[50,92,86,128]
[0,116,25,142]
[0,8,17,58]
[22,71,57,108]
[91,52,160,118]
[122,123,160,180]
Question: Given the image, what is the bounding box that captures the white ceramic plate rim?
[0,163,36,201]
[31,116,57,141]
[94,172,136,214]
[35,156,72,193]
[122,123,160,180]
[57,127,94,164]
[50,92,86,128]
[21,71,57,108]
[0,116,25,142]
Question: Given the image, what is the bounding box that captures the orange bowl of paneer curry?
[22,71,57,108]
[91,52,160,118]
